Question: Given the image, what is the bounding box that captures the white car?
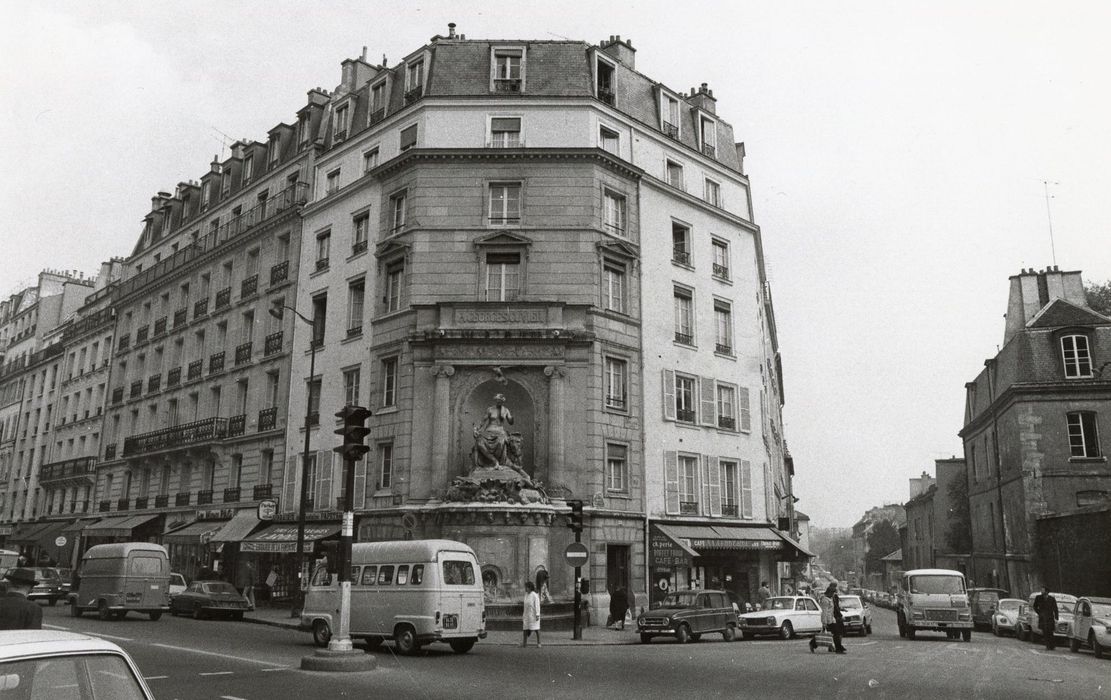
[0,630,154,699]
[838,594,873,635]
[1068,596,1111,659]
[169,572,187,599]
[991,598,1025,636]
[738,596,822,639]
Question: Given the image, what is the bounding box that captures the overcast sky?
[3,1,1109,528]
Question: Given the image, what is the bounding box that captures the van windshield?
[908,575,964,594]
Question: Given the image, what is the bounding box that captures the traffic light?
[568,499,583,533]
[334,405,371,461]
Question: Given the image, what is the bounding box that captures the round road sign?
[564,542,589,567]
[54,536,67,548]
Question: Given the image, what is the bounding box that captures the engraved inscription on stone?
[455,308,545,325]
[435,344,561,360]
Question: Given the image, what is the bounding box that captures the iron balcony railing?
[315,257,329,272]
[147,373,161,393]
[494,78,522,93]
[175,492,191,506]
[235,341,253,366]
[112,183,308,302]
[188,360,203,380]
[369,108,386,125]
[270,260,288,286]
[253,484,273,500]
[129,380,143,399]
[135,496,149,509]
[117,498,130,511]
[718,416,736,430]
[352,240,368,256]
[715,343,732,355]
[712,263,729,279]
[404,85,423,104]
[173,308,188,328]
[167,367,181,387]
[722,504,739,517]
[122,416,229,457]
[663,121,679,139]
[702,143,716,158]
[676,408,697,423]
[347,325,362,339]
[679,501,698,514]
[241,274,258,298]
[605,396,626,410]
[38,456,97,484]
[197,490,214,505]
[209,351,225,374]
[98,500,111,512]
[104,444,117,459]
[153,317,167,337]
[135,325,149,344]
[597,87,615,105]
[111,387,124,404]
[258,407,277,431]
[264,331,283,356]
[214,287,231,311]
[223,487,241,503]
[154,494,170,508]
[194,298,209,319]
[62,307,114,343]
[672,251,691,265]
[118,334,130,351]
[228,414,246,437]
[674,332,693,345]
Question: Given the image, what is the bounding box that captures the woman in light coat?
[522,580,541,647]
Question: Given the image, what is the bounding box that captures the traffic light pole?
[329,405,370,653]
[573,528,582,641]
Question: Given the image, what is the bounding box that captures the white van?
[897,568,973,641]
[301,539,486,655]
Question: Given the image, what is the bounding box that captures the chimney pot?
[448,22,456,38]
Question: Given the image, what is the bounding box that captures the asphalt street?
[38,605,1110,700]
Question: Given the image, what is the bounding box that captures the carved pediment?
[473,231,533,248]
[375,239,411,260]
[597,240,639,260]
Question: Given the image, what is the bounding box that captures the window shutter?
[739,387,752,432]
[740,460,753,518]
[399,124,418,149]
[282,455,298,511]
[316,450,333,510]
[706,455,722,517]
[662,370,676,421]
[700,376,716,427]
[490,117,520,131]
[664,451,680,514]
[353,456,367,510]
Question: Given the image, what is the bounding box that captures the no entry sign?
[564,542,589,567]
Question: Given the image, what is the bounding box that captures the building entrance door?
[606,544,630,594]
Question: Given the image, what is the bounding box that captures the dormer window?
[661,92,681,139]
[405,60,424,104]
[242,155,254,184]
[699,115,717,158]
[492,48,524,93]
[370,82,387,124]
[268,137,280,167]
[1061,334,1094,378]
[595,56,616,105]
[334,104,350,142]
[399,124,418,152]
[298,113,311,147]
[161,210,173,235]
[201,182,210,209]
[221,170,232,196]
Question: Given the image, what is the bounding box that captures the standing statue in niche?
[472,393,514,468]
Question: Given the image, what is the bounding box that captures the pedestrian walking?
[1033,586,1059,650]
[241,561,257,608]
[830,584,847,653]
[0,568,43,630]
[608,586,629,629]
[522,580,541,647]
[758,581,772,609]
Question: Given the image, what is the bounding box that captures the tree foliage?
[1086,281,1111,317]
[864,519,901,575]
[945,476,972,553]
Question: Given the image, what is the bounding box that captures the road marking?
[260,668,288,672]
[221,696,250,700]
[200,671,235,676]
[1029,649,1077,660]
[144,676,169,681]
[44,624,135,643]
[150,642,287,668]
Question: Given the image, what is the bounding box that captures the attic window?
[492,48,524,93]
[595,56,616,105]
[1061,334,1093,378]
[334,104,350,142]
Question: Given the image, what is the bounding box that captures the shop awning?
[774,530,815,558]
[209,509,262,543]
[655,524,791,553]
[24,520,71,551]
[650,523,699,567]
[7,520,57,545]
[162,520,226,544]
[83,513,160,538]
[240,522,339,553]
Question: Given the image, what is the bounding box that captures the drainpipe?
[984,359,1009,591]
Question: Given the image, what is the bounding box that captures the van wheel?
[312,620,332,648]
[962,630,972,642]
[149,611,162,621]
[70,601,82,618]
[907,627,916,640]
[865,623,872,635]
[363,637,383,651]
[640,633,652,644]
[394,625,419,655]
[449,638,476,654]
[675,623,692,644]
[97,601,111,621]
[780,621,794,640]
[722,625,736,642]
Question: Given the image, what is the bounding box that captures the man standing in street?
[1033,586,1059,650]
[0,568,44,630]
[758,581,772,609]
[830,583,848,653]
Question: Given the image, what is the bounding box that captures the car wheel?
[722,625,736,642]
[394,625,419,655]
[149,611,162,621]
[192,605,205,621]
[1069,636,1080,653]
[962,629,972,642]
[742,632,754,641]
[449,638,476,654]
[70,600,82,618]
[640,633,652,644]
[675,623,692,644]
[992,622,999,637]
[312,620,332,648]
[97,601,111,621]
[907,627,916,640]
[1093,632,1105,660]
[780,621,794,640]
[231,612,244,621]
[865,622,872,635]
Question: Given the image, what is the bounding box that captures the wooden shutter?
[662,370,676,421]
[700,377,716,427]
[316,450,333,510]
[664,451,680,514]
[740,460,753,518]
[282,455,298,512]
[705,455,722,517]
[400,124,418,149]
[739,387,752,432]
[353,456,367,510]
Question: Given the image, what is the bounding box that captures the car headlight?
[766,617,776,625]
[959,614,971,621]
[637,616,645,626]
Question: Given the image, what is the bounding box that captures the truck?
[896,568,973,641]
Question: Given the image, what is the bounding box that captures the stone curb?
[300,648,377,672]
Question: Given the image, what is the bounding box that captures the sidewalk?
[243,606,639,646]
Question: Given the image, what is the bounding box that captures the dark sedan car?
[169,580,251,620]
[26,567,65,606]
[637,590,739,643]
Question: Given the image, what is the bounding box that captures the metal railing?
[135,496,149,509]
[117,498,130,511]
[194,298,208,319]
[672,251,690,265]
[722,504,739,517]
[718,416,736,430]
[352,240,368,256]
[253,484,273,499]
[214,288,231,310]
[223,487,241,503]
[241,274,258,298]
[98,500,110,512]
[175,492,192,506]
[494,79,522,93]
[715,343,732,355]
[38,456,97,484]
[369,108,386,125]
[270,260,288,286]
[702,143,716,158]
[129,380,142,399]
[712,263,729,279]
[111,387,124,404]
[122,416,229,457]
[597,87,615,105]
[404,85,423,104]
[264,331,283,356]
[228,414,246,437]
[167,367,181,387]
[679,501,698,514]
[197,490,214,505]
[153,317,167,337]
[173,308,188,328]
[155,494,170,508]
[104,444,117,459]
[663,122,679,139]
[118,334,130,351]
[234,342,252,366]
[135,325,149,344]
[147,373,161,393]
[674,332,693,345]
[258,407,277,431]
[676,408,696,423]
[187,360,203,380]
[209,351,225,374]
[605,396,626,410]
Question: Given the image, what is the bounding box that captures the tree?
[1086,281,1111,317]
[864,519,901,576]
[945,476,972,553]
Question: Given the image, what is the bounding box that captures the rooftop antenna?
[210,127,236,159]
[1042,180,1059,267]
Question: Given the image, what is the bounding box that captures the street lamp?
[269,302,317,618]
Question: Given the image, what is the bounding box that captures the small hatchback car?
[0,630,154,699]
[637,589,739,644]
[1068,596,1111,659]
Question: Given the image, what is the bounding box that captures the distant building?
[960,266,1111,597]
[850,503,905,586]
[903,457,969,573]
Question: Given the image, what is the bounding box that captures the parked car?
[968,587,1009,630]
[838,594,873,635]
[990,598,1025,636]
[54,567,73,598]
[170,580,252,620]
[1068,596,1111,659]
[0,630,154,699]
[637,589,739,644]
[738,595,822,639]
[1016,592,1077,642]
[169,572,188,599]
[26,567,65,606]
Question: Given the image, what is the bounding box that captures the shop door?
[606,545,630,594]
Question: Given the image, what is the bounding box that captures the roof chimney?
[448,22,456,38]
[687,82,717,115]
[1003,266,1088,344]
[599,34,636,69]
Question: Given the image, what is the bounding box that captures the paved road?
[39,605,1110,699]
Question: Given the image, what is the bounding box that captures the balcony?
[258,407,277,432]
[404,85,423,104]
[712,263,729,279]
[198,490,214,505]
[153,317,167,337]
[605,396,626,410]
[147,373,161,393]
[38,456,97,486]
[98,500,111,512]
[597,87,615,105]
[118,334,130,351]
[718,416,736,430]
[352,240,368,256]
[122,416,229,457]
[129,380,143,399]
[235,341,253,366]
[228,414,246,437]
[264,331,283,356]
[214,287,231,311]
[253,484,273,500]
[672,251,690,265]
[135,496,149,509]
[187,359,203,381]
[193,298,209,319]
[154,494,170,508]
[346,325,362,339]
[175,492,192,506]
[676,408,697,423]
[117,497,130,511]
[369,107,386,124]
[167,367,182,387]
[223,487,241,503]
[104,444,116,459]
[307,411,320,427]
[173,308,188,328]
[494,78,522,93]
[111,387,124,404]
[269,261,288,287]
[674,332,693,345]
[135,325,149,344]
[722,504,739,517]
[715,343,732,355]
[315,257,329,272]
[241,274,258,299]
[702,143,716,158]
[679,501,698,515]
[663,121,679,139]
[209,351,225,374]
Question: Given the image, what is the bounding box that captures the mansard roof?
[1027,297,1111,330]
